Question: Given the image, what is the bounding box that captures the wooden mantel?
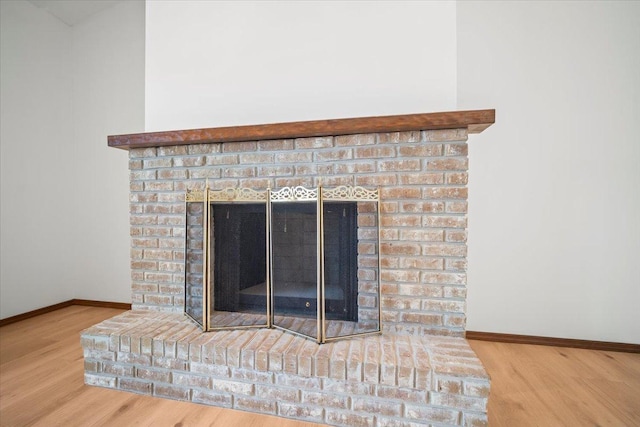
[108,109,494,150]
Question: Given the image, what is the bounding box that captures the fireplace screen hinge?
[184,184,381,343]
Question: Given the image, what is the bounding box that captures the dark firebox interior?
[212,202,357,322]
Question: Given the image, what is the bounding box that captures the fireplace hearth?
[83,110,495,427]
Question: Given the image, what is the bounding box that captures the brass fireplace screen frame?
[184,184,382,343]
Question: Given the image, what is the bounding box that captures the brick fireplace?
[82,110,494,426]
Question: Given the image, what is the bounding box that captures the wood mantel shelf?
[108,109,494,150]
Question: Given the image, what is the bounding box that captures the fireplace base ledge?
[82,310,489,426]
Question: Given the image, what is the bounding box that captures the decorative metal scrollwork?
[208,187,267,202]
[322,185,378,201]
[270,186,318,201]
[190,185,378,203]
[185,190,205,202]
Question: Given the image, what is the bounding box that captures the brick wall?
[128,128,469,337]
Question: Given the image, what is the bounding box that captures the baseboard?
[0,300,76,327]
[0,299,131,327]
[466,330,640,354]
[71,299,132,310]
[3,303,638,354]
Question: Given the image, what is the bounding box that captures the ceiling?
[28,0,123,26]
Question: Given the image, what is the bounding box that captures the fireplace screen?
[184,185,381,343]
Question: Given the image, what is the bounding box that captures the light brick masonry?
[127,129,470,337]
[83,127,490,426]
[83,311,489,427]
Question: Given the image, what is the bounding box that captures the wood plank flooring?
[1,306,639,426]
[468,339,640,426]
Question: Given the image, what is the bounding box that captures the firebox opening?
[212,203,267,315]
[212,201,358,323]
[270,201,357,322]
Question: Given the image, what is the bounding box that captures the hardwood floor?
[468,340,640,426]
[1,306,639,426]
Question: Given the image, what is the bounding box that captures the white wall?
[145,0,457,132]
[0,0,144,319]
[459,1,640,343]
[1,0,75,318]
[71,0,145,303]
